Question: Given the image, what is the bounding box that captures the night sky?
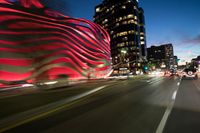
[43,0,200,64]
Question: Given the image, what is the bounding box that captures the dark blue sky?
[44,0,200,63]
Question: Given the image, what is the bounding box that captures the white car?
[182,68,198,79]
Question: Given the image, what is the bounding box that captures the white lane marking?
[156,100,175,133]
[172,90,177,100]
[156,78,181,133]
[177,82,180,86]
[79,85,107,97]
[147,78,163,84]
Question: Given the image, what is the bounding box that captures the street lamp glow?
[121,50,127,54]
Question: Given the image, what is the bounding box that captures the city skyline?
[43,0,200,64]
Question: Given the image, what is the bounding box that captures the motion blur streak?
[0,0,112,84]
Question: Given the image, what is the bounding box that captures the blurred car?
[35,79,70,90]
[182,67,198,79]
[164,70,172,76]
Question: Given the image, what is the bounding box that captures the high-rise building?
[93,0,147,74]
[147,44,174,69]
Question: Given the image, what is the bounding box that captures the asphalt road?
[1,76,200,133]
[164,77,200,133]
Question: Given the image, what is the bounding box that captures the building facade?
[173,56,178,68]
[191,56,200,67]
[147,44,174,70]
[0,0,112,86]
[93,0,147,74]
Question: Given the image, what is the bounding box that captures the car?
[182,67,198,79]
[164,70,173,76]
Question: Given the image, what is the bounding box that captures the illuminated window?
[127,14,134,18]
[116,23,119,26]
[122,5,126,9]
[135,21,138,24]
[141,41,145,45]
[117,31,128,37]
[122,21,127,24]
[102,19,108,24]
[128,30,135,34]
[96,7,101,12]
[128,19,134,24]
[123,37,128,41]
[135,16,138,20]
[140,37,144,40]
[140,32,144,35]
[106,9,109,12]
[117,42,125,47]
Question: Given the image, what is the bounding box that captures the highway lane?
[164,78,200,133]
[4,76,181,133]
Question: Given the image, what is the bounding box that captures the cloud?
[182,34,200,44]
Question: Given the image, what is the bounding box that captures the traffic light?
[144,66,148,70]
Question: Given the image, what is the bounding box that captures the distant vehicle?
[164,70,173,76]
[170,69,178,76]
[182,67,198,79]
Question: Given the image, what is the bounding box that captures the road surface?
[0,76,200,133]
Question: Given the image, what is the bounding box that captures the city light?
[121,50,127,54]
[44,81,58,85]
[21,84,34,87]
